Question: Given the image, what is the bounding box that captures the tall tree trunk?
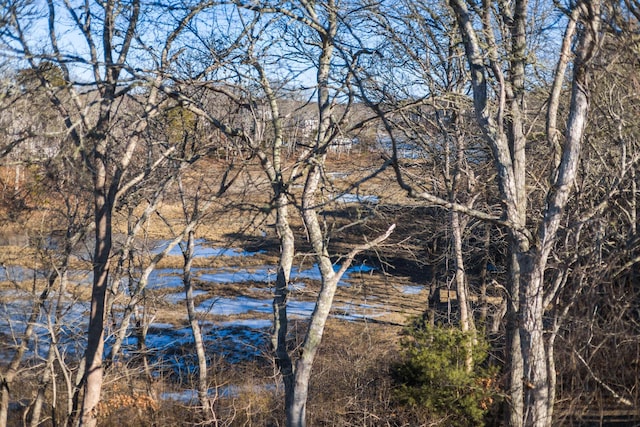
[288,163,395,426]
[249,53,298,424]
[451,211,475,372]
[286,21,336,420]
[450,118,476,368]
[521,7,600,425]
[447,0,601,424]
[287,164,327,427]
[80,148,113,427]
[520,263,549,426]
[272,193,296,425]
[507,249,525,427]
[183,230,211,417]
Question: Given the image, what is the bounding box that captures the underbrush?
[392,320,502,427]
[5,320,472,427]
[95,322,400,426]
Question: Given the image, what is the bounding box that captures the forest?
[0,0,639,426]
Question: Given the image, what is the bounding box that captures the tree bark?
[80,144,113,427]
[451,210,474,372]
[446,1,602,425]
[521,6,600,425]
[288,164,333,426]
[506,250,525,427]
[273,192,297,424]
[183,230,211,416]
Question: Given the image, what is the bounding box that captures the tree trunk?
[0,381,8,427]
[451,210,475,372]
[272,193,296,424]
[250,54,298,423]
[521,8,599,425]
[287,164,329,427]
[288,162,395,426]
[183,230,211,416]
[506,250,525,427]
[446,0,601,424]
[80,151,113,427]
[521,264,550,426]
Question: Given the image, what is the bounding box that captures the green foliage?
[165,105,197,145]
[37,61,66,87]
[17,61,67,90]
[393,320,499,426]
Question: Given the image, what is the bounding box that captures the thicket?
[1,1,640,426]
[393,320,500,427]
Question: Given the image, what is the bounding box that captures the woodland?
[0,0,640,426]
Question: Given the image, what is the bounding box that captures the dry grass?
[87,320,413,427]
[1,152,442,426]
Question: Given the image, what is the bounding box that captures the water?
[0,242,393,381]
[0,295,90,359]
[161,383,277,402]
[152,238,264,258]
[164,289,208,304]
[334,193,379,204]
[402,285,424,295]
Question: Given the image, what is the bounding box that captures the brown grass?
[1,152,441,426]
[88,320,415,427]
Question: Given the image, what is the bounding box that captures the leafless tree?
[3,1,202,425]
[358,0,493,369]
[447,2,603,424]
[148,2,395,425]
[549,17,640,418]
[0,114,94,426]
[362,0,607,425]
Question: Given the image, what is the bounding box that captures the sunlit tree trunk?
[80,138,114,427]
[273,191,296,422]
[291,162,395,426]
[451,210,474,371]
[182,230,211,416]
[447,0,602,425]
[286,9,337,423]
[448,116,476,371]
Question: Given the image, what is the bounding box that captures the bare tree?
[355,0,499,373]
[3,1,200,425]
[231,4,396,425]
[449,2,603,424]
[0,49,92,427]
[147,2,395,425]
[364,0,605,425]
[548,16,640,418]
